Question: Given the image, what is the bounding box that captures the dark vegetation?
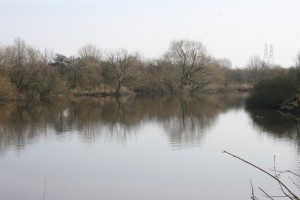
[246,68,299,108]
[244,53,300,109]
[0,38,299,107]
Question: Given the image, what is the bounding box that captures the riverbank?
[0,83,253,101]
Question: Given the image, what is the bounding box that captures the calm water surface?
[0,95,300,200]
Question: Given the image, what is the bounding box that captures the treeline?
[0,38,298,99]
[246,54,300,108]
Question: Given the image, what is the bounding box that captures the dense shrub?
[10,65,65,98]
[246,73,297,108]
[0,68,18,98]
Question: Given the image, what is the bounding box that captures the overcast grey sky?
[0,0,299,67]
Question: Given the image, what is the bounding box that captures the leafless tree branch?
[223,151,300,200]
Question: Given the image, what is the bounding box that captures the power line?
[269,44,274,66]
[264,44,269,63]
[263,43,274,67]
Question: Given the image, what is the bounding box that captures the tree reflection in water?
[246,108,300,146]
[0,94,246,154]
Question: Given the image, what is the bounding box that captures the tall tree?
[164,39,215,93]
[78,43,102,63]
[104,50,138,94]
[246,55,269,82]
[77,44,102,88]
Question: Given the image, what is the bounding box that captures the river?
[0,94,299,200]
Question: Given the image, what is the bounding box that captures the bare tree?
[77,44,102,88]
[296,53,300,67]
[164,39,215,94]
[65,56,81,88]
[295,53,300,90]
[0,38,44,68]
[293,53,300,105]
[104,50,138,94]
[0,39,44,91]
[247,56,264,71]
[246,55,270,82]
[78,43,102,63]
[42,48,55,65]
[0,39,65,97]
[218,58,232,69]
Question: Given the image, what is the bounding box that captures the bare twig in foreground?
[286,170,300,178]
[223,151,300,200]
[43,176,47,200]
[250,180,260,200]
[259,187,274,200]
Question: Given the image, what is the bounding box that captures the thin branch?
[273,156,294,200]
[286,170,300,178]
[268,195,291,198]
[259,187,275,200]
[43,176,47,200]
[223,151,300,200]
[250,180,260,200]
[288,176,300,190]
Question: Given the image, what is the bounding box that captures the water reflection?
[163,95,243,146]
[246,108,300,146]
[0,95,246,153]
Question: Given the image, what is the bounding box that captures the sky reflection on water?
[0,95,300,200]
